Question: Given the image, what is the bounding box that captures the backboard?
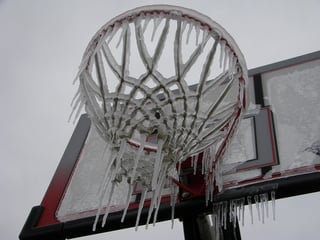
[20,50,320,240]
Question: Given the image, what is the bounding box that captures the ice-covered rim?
[77,5,247,81]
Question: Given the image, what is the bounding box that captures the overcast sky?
[1,1,320,239]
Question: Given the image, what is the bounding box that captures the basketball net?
[71,5,247,231]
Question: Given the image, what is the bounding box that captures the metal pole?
[182,214,241,240]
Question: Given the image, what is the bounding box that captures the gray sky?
[1,0,319,239]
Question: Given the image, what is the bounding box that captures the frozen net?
[71,5,248,230]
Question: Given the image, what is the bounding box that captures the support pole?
[182,214,241,240]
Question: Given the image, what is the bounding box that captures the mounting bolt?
[181,192,190,199]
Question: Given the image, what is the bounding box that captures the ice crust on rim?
[71,5,247,230]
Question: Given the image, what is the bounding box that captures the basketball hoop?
[71,5,247,231]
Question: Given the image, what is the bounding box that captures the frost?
[264,63,320,171]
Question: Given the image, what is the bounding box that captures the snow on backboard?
[20,51,320,240]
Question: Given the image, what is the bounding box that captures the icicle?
[92,209,101,231]
[121,184,134,223]
[171,184,178,229]
[260,194,265,224]
[219,40,225,68]
[215,159,223,192]
[142,13,151,33]
[69,88,82,122]
[97,145,115,195]
[151,16,162,41]
[260,193,269,220]
[152,139,164,190]
[223,47,229,73]
[70,86,81,107]
[204,148,209,175]
[264,193,269,218]
[116,24,126,48]
[237,200,241,222]
[195,23,200,45]
[254,195,261,222]
[209,145,215,172]
[93,171,115,231]
[152,178,166,226]
[118,140,127,161]
[247,196,253,224]
[232,55,237,73]
[201,154,205,175]
[93,172,113,230]
[193,154,198,175]
[229,201,233,224]
[191,155,194,168]
[181,20,188,35]
[107,22,120,44]
[216,203,221,228]
[145,190,156,229]
[205,178,209,205]
[69,94,85,124]
[130,137,146,184]
[223,201,228,230]
[228,51,234,75]
[239,198,245,226]
[209,174,214,202]
[186,23,193,44]
[152,169,168,226]
[101,181,117,227]
[271,191,276,220]
[135,187,148,231]
[203,148,211,174]
[92,145,116,231]
[177,158,182,177]
[205,169,214,205]
[232,201,237,228]
[153,198,161,227]
[201,29,209,48]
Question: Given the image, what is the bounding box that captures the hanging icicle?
[209,191,276,232]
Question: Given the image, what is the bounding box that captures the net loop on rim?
[71,5,248,230]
